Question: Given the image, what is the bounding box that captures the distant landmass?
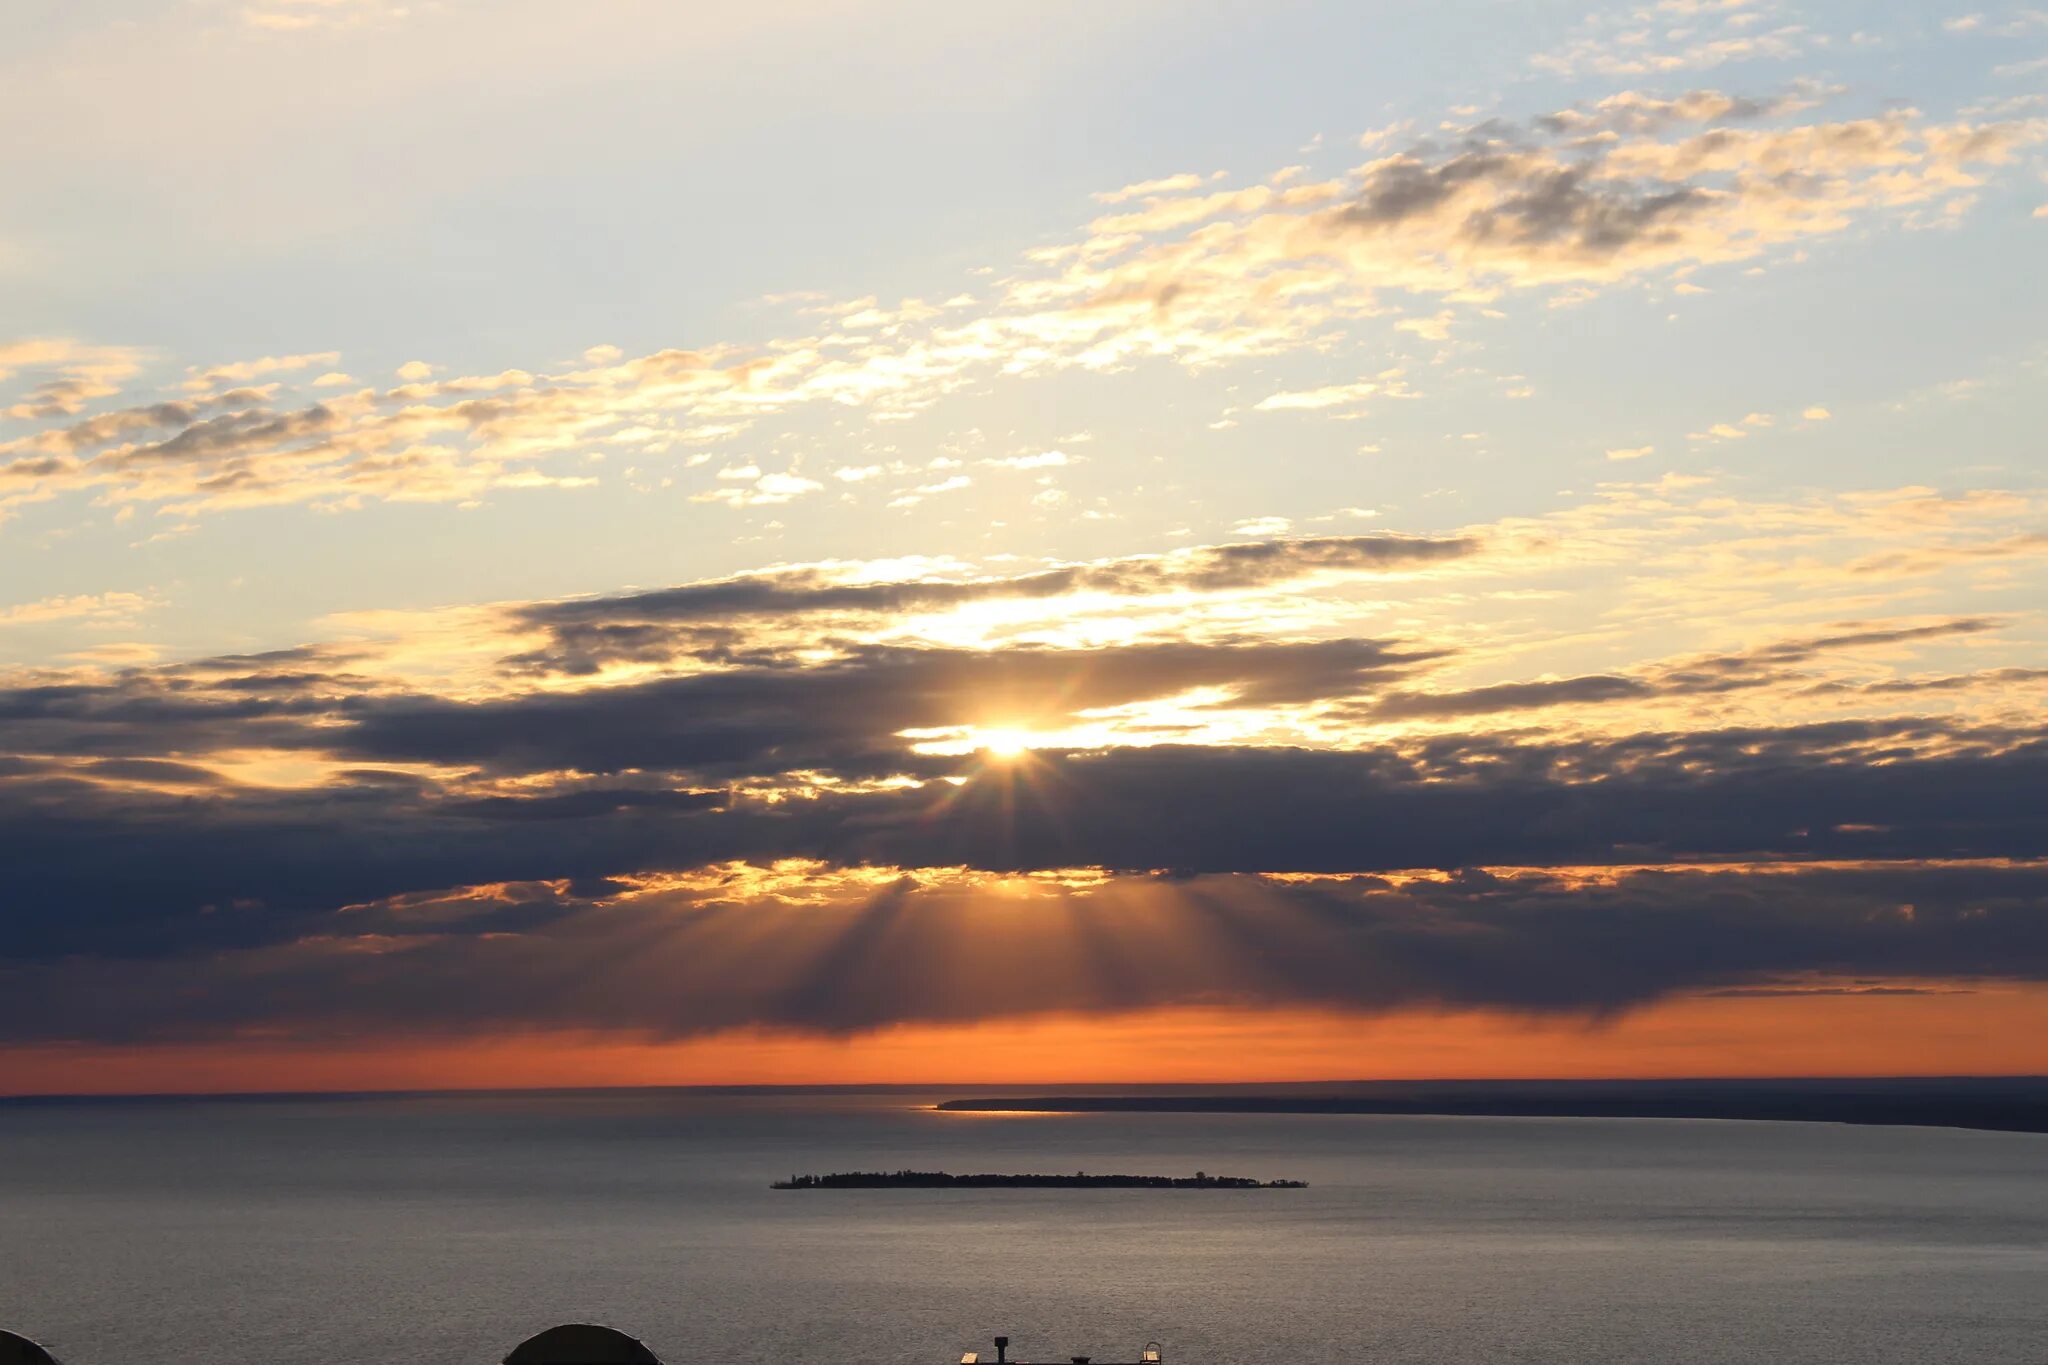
[935,1077,2048,1135]
[773,1169,1307,1189]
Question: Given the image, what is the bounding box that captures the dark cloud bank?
[0,570,2042,1046]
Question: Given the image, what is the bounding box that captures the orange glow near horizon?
[6,985,2047,1097]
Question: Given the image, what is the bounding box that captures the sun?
[976,728,1035,760]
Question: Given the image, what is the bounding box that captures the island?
[772,1169,1307,1189]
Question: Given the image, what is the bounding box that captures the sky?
[2,0,2046,1094]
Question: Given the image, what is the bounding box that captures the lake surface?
[2,1089,2044,1365]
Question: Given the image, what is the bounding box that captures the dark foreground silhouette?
[773,1169,1306,1189]
[504,1324,660,1364]
[935,1077,2048,1135]
[2,1325,1146,1365]
[1,1329,62,1365]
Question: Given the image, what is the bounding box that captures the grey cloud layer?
[1363,619,2003,720]
[3,701,2045,958]
[0,635,1429,777]
[2,856,2042,1045]
[0,541,2040,1045]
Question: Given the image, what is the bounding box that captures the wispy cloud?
[3,90,2034,530]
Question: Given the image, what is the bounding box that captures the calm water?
[1,1090,2044,1364]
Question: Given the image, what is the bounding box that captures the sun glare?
[975,729,1035,759]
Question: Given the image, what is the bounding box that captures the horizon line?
[5,1074,2047,1104]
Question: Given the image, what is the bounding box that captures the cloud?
[1536,86,1828,137]
[692,470,824,508]
[183,352,340,393]
[1093,172,1214,204]
[3,807,2047,1043]
[0,339,146,422]
[333,637,1435,778]
[945,94,2041,422]
[1358,618,2005,722]
[1369,673,1655,719]
[1,599,2042,966]
[237,0,406,33]
[2,91,2033,528]
[506,530,1479,673]
[0,592,153,629]
[1533,6,1813,79]
[1254,380,1381,412]
[0,483,2039,1050]
[983,450,1072,470]
[0,629,1436,786]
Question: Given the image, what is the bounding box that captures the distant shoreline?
[3,1076,2046,1118]
[773,1170,1307,1189]
[935,1078,2048,1136]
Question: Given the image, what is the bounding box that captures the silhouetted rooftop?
[504,1324,665,1365]
[0,1331,61,1365]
